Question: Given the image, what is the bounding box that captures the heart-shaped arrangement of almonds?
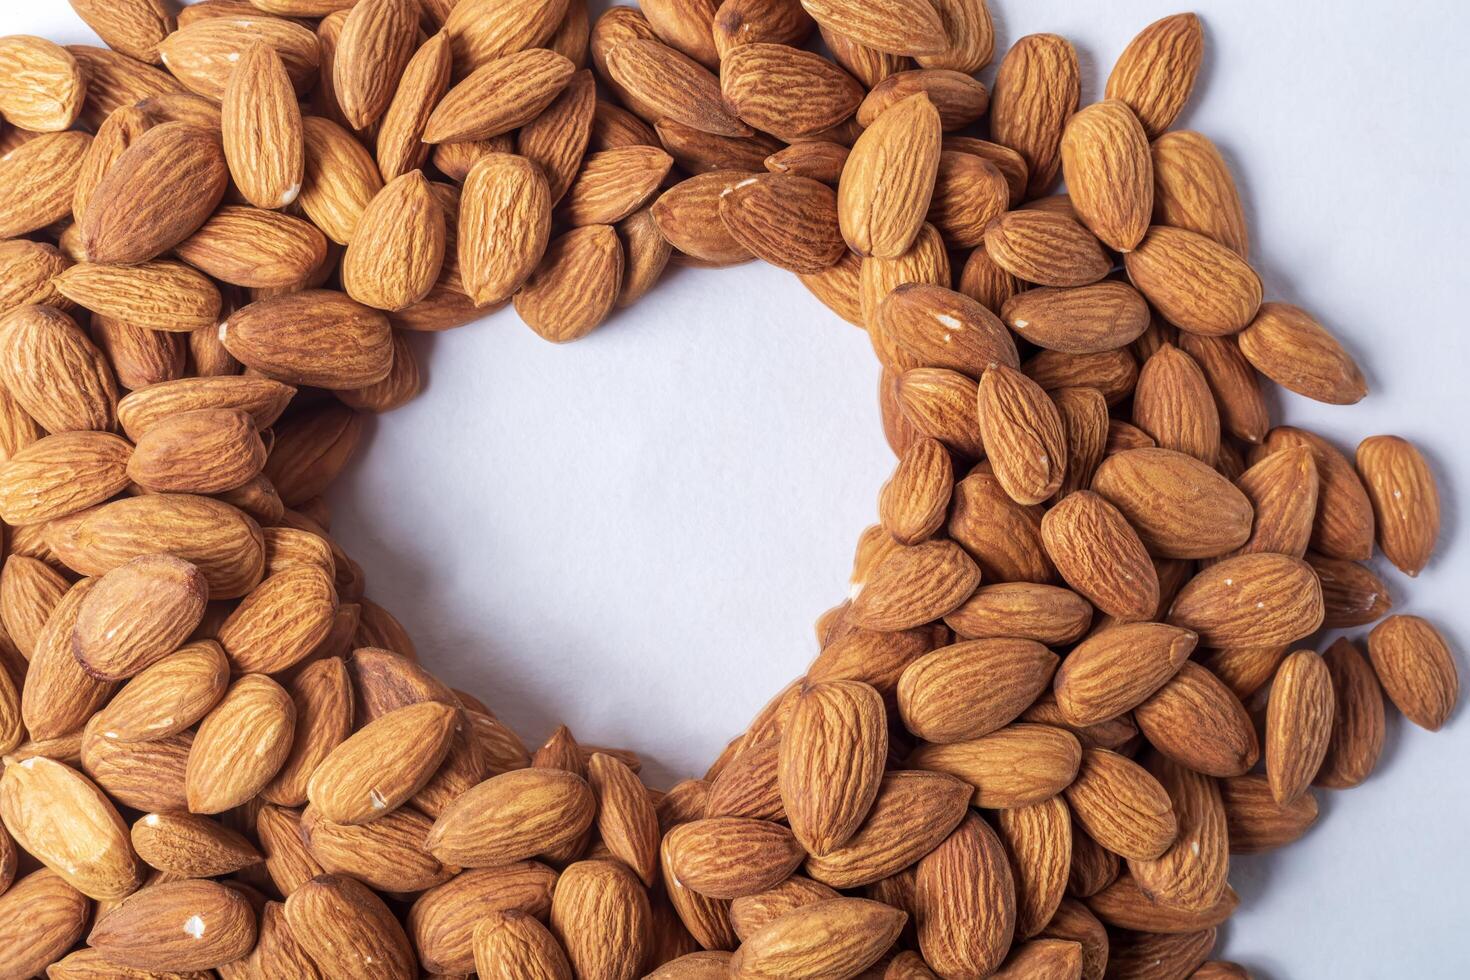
[0,0,1455,977]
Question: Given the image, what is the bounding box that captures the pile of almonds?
[0,0,1456,977]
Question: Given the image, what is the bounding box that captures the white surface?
[10,1,1470,975]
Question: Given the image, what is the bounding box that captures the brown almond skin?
[977,363,1068,505]
[1133,344,1221,464]
[1221,773,1318,854]
[1002,282,1151,355]
[1123,225,1262,337]
[1060,100,1153,252]
[898,638,1058,743]
[850,538,981,631]
[778,679,887,855]
[729,897,907,979]
[407,862,559,973]
[306,700,458,824]
[1367,615,1459,732]
[89,879,257,972]
[1238,302,1366,405]
[1230,445,1318,558]
[1105,13,1204,138]
[1256,426,1375,560]
[946,582,1092,646]
[1168,553,1325,649]
[994,795,1071,939]
[186,673,296,814]
[1064,748,1177,861]
[79,122,228,264]
[1041,490,1158,621]
[514,224,625,343]
[427,767,596,866]
[909,722,1081,809]
[1092,448,1253,559]
[90,639,230,743]
[474,909,574,980]
[878,436,954,545]
[984,210,1111,288]
[838,93,942,259]
[721,42,865,141]
[719,173,846,275]
[948,470,1055,584]
[729,876,841,941]
[284,874,416,979]
[1264,652,1334,805]
[991,33,1080,197]
[664,817,804,899]
[1129,754,1229,916]
[0,870,92,979]
[1134,661,1260,778]
[1356,434,1440,576]
[220,290,393,390]
[1316,637,1386,789]
[72,554,209,681]
[1054,622,1198,727]
[128,408,267,494]
[1307,552,1391,629]
[915,812,1016,977]
[1152,130,1250,258]
[548,859,651,980]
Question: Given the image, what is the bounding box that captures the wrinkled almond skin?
[1316,637,1386,789]
[1092,448,1253,559]
[427,767,596,866]
[220,290,394,389]
[186,673,296,814]
[990,33,1080,197]
[1124,226,1262,337]
[838,94,942,259]
[1265,650,1335,805]
[1064,748,1177,862]
[977,363,1068,505]
[1356,434,1440,576]
[778,679,887,855]
[729,897,906,979]
[898,638,1057,743]
[307,699,458,824]
[1060,100,1153,252]
[514,224,625,343]
[72,554,209,681]
[916,812,1016,977]
[1367,615,1459,732]
[1041,490,1158,621]
[1105,13,1204,138]
[850,538,981,631]
[1054,622,1197,728]
[1168,553,1325,649]
[1238,302,1366,405]
[89,879,257,972]
[284,874,417,980]
[1134,661,1260,778]
[1152,130,1250,258]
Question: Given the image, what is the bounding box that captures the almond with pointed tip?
[850,538,981,631]
[428,48,577,144]
[91,640,229,743]
[1105,13,1204,138]
[838,94,942,259]
[721,42,865,141]
[186,673,295,814]
[332,0,418,129]
[1124,225,1262,336]
[910,722,1082,808]
[1367,615,1459,732]
[0,131,92,239]
[991,33,1080,196]
[306,699,457,824]
[222,42,304,210]
[427,767,595,866]
[1237,302,1366,404]
[777,679,887,855]
[729,897,907,979]
[977,363,1068,505]
[220,289,393,389]
[474,909,574,980]
[0,430,132,527]
[342,171,447,311]
[984,210,1112,288]
[284,874,416,979]
[1168,553,1324,648]
[899,638,1057,743]
[72,554,209,681]
[1356,434,1440,576]
[1064,748,1177,861]
[1041,490,1159,621]
[1152,130,1250,258]
[0,756,142,900]
[1135,661,1260,778]
[514,224,625,343]
[719,173,847,275]
[1060,100,1153,252]
[1092,447,1253,559]
[916,812,1016,976]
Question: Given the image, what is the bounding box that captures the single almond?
[1367,614,1459,732]
[1356,434,1440,576]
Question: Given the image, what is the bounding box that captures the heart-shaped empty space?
[332,262,889,785]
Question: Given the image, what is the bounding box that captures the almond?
[910,722,1081,808]
[68,0,174,64]
[985,208,1112,288]
[880,283,1019,375]
[947,470,1054,583]
[994,795,1071,938]
[90,639,230,743]
[0,431,132,526]
[722,42,865,141]
[898,638,1057,743]
[946,582,1092,645]
[1041,490,1158,621]
[427,48,577,144]
[186,673,296,813]
[128,408,267,494]
[1237,302,1366,404]
[778,679,887,854]
[0,304,117,435]
[300,115,385,244]
[1133,344,1220,463]
[849,538,981,631]
[474,909,574,980]
[1002,281,1151,354]
[513,224,625,342]
[0,756,141,900]
[548,859,652,979]
[306,699,457,824]
[990,33,1080,197]
[729,897,906,979]
[1355,434,1440,576]
[130,809,261,878]
[283,874,416,979]
[1134,661,1259,778]
[1270,652,1340,805]
[1092,447,1253,559]
[220,290,393,389]
[0,870,91,979]
[427,767,595,866]
[0,131,92,238]
[606,38,750,137]
[719,173,847,274]
[1151,130,1250,258]
[0,35,86,132]
[839,94,942,259]
[977,363,1068,505]
[72,554,209,680]
[1053,622,1196,727]
[1316,637,1386,789]
[1064,748,1176,861]
[915,812,1015,977]
[89,879,257,971]
[1060,100,1153,251]
[1168,553,1324,649]
[1366,614,1459,732]
[664,816,804,898]
[332,0,418,129]
[799,0,945,57]
[1221,774,1318,854]
[1105,13,1204,138]
[1123,225,1262,336]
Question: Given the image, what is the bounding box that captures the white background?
[11,1,1469,975]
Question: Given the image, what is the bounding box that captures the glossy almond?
[838,94,942,259]
[1060,100,1153,252]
